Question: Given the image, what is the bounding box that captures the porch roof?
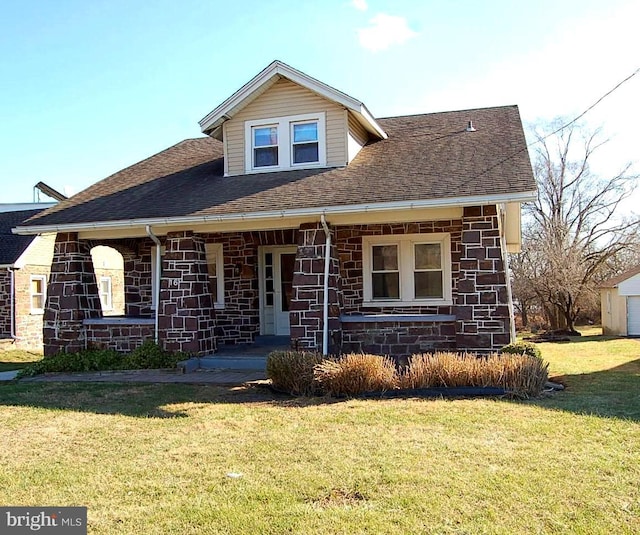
[16,106,536,234]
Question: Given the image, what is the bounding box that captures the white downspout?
[145,225,161,345]
[320,215,331,356]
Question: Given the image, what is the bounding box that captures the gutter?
[145,225,161,345]
[320,215,331,356]
[13,191,537,236]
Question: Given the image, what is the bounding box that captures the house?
[600,266,640,336]
[14,61,536,358]
[1,206,124,351]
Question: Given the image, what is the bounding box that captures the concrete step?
[199,356,267,371]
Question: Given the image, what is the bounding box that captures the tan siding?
[347,111,369,163]
[225,78,347,175]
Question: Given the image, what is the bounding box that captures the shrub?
[266,350,324,396]
[125,340,186,369]
[17,342,187,378]
[314,353,398,397]
[501,341,542,359]
[398,351,549,398]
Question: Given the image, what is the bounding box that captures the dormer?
[198,61,387,177]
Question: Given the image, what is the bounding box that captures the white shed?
[600,266,640,336]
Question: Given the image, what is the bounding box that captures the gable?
[223,78,349,175]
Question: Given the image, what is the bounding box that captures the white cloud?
[352,0,368,11]
[358,13,418,52]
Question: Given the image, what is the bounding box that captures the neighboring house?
[15,61,536,358]
[600,266,640,336]
[1,207,124,351]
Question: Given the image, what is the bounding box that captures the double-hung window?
[363,233,452,305]
[205,243,225,308]
[99,276,113,310]
[245,112,326,172]
[30,275,47,314]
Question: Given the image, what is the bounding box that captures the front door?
[261,246,297,336]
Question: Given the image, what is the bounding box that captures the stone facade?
[455,206,511,351]
[37,206,513,357]
[85,319,155,352]
[43,232,103,356]
[158,231,216,355]
[0,269,12,339]
[290,222,342,353]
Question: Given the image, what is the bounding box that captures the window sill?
[244,162,326,174]
[341,313,456,323]
[362,300,453,308]
[30,310,44,315]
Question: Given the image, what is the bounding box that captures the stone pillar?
[290,222,342,353]
[158,231,216,355]
[455,205,511,352]
[43,232,102,356]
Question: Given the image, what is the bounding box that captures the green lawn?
[0,331,638,534]
[0,348,42,372]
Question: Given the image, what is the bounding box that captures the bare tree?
[513,120,638,333]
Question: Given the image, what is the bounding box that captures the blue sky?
[1,0,638,208]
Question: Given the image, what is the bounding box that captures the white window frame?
[244,112,326,173]
[30,274,47,314]
[99,276,113,311]
[205,243,225,309]
[362,233,452,306]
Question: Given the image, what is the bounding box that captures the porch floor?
[194,335,290,372]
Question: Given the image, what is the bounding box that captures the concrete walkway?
[0,370,19,381]
[17,368,267,385]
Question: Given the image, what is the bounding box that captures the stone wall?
[289,223,342,353]
[341,318,457,356]
[13,265,50,350]
[455,205,511,351]
[158,231,216,355]
[205,229,298,346]
[84,319,155,352]
[0,269,11,338]
[43,232,102,356]
[336,220,463,316]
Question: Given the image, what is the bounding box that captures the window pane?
[31,278,42,294]
[293,122,317,143]
[209,277,218,302]
[254,147,278,167]
[415,243,441,269]
[372,272,400,299]
[32,295,42,309]
[254,127,277,147]
[293,143,318,163]
[372,245,398,271]
[415,271,443,298]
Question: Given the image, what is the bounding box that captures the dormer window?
[245,112,326,173]
[253,126,279,167]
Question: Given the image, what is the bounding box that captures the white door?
[261,247,297,336]
[628,296,640,336]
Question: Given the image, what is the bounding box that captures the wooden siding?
[347,111,369,163]
[225,78,347,175]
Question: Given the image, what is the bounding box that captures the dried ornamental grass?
[399,351,549,398]
[266,350,324,396]
[314,353,398,397]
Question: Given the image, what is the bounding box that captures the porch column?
[158,231,216,355]
[43,232,102,356]
[290,222,342,353]
[455,205,511,352]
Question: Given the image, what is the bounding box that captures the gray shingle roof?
[0,209,42,264]
[21,106,535,229]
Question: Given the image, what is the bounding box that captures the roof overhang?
[198,60,387,141]
[14,191,536,238]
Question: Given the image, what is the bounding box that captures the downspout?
[320,215,331,356]
[145,225,161,345]
[498,204,517,343]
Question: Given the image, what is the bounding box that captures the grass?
[0,348,42,372]
[0,328,638,534]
